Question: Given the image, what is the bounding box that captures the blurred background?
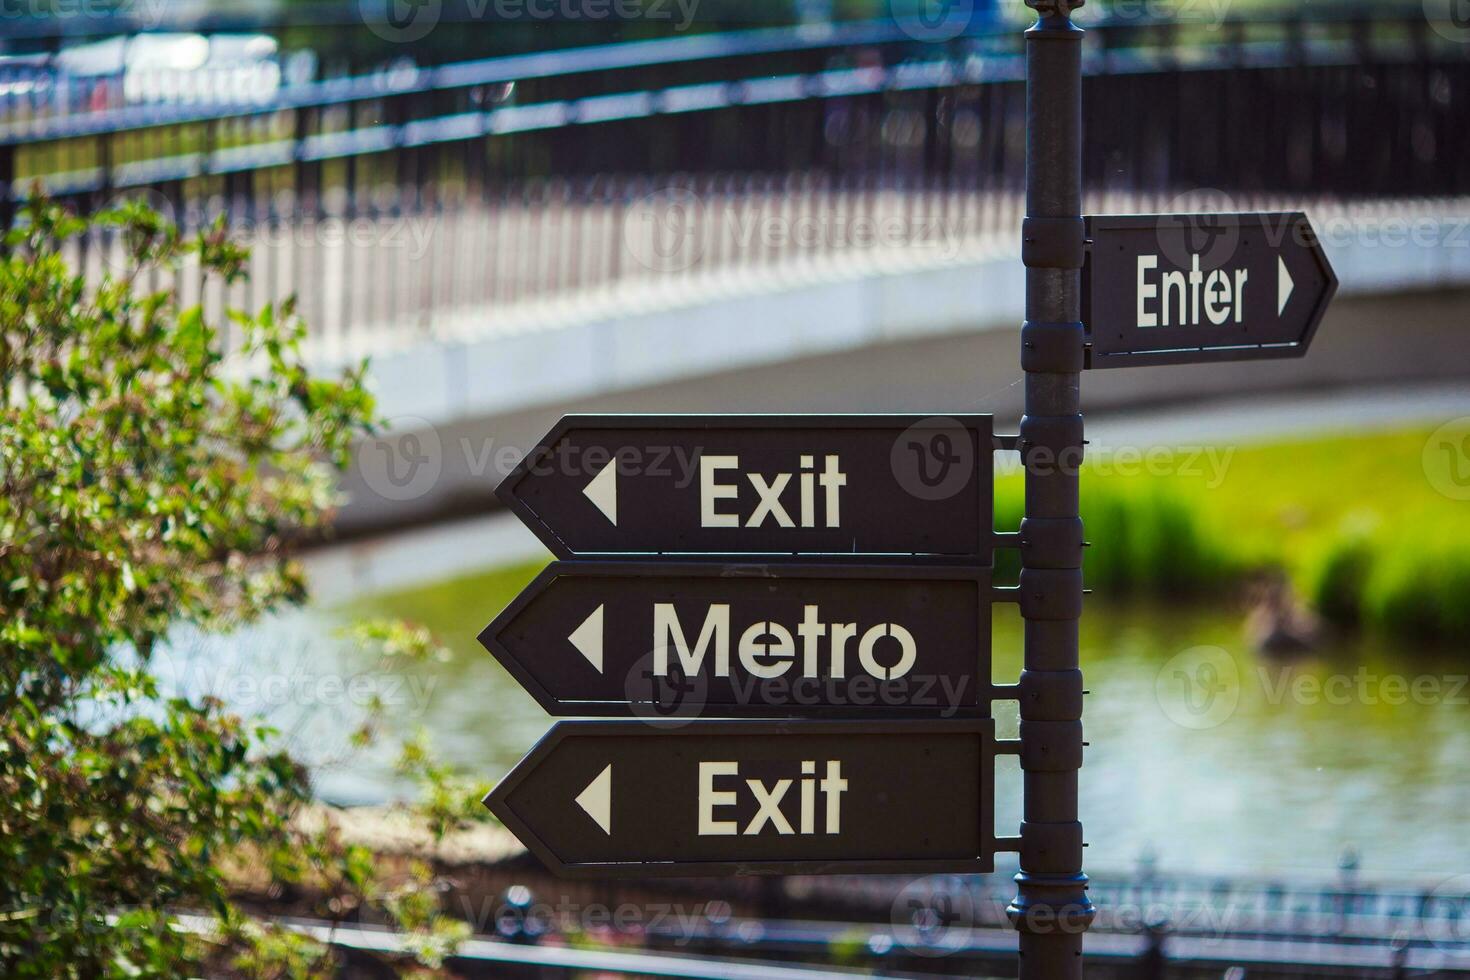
[7,0,1469,976]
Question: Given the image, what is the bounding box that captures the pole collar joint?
[1019,820,1085,872]
[1022,321,1085,374]
[1006,878,1096,934]
[1018,568,1084,621]
[1020,517,1085,568]
[1019,414,1085,467]
[1019,719,1085,771]
[1022,217,1086,270]
[1018,668,1085,720]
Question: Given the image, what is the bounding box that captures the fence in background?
[196,860,1470,978]
[46,176,1470,371]
[7,8,1466,201]
[4,7,1468,358]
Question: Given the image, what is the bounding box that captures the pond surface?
[182,552,1470,879]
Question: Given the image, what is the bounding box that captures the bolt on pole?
[1008,1,1096,978]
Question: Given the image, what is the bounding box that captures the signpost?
[1010,4,1093,977]
[497,415,996,562]
[1083,212,1339,367]
[484,720,996,877]
[476,4,1338,977]
[481,562,993,718]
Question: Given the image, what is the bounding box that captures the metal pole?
[1007,2,1094,979]
[0,143,14,236]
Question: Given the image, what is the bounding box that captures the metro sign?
[480,562,992,717]
[497,415,996,562]
[484,719,996,877]
[1083,212,1338,367]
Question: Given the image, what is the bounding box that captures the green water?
[200,560,1470,879]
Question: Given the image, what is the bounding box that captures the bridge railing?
[46,171,1468,376]
[0,16,1001,140]
[6,9,1467,362]
[4,7,1464,213]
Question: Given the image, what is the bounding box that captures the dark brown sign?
[484,719,996,877]
[497,415,996,562]
[1084,212,1338,367]
[481,562,992,718]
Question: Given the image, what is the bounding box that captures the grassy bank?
[995,426,1470,643]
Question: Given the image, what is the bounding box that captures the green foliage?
[1155,429,1470,643]
[1101,484,1239,596]
[1362,539,1470,642]
[396,732,497,844]
[340,620,453,663]
[995,469,1238,595]
[1301,516,1379,628]
[0,199,470,977]
[995,430,1468,643]
[374,862,471,972]
[824,927,873,966]
[226,915,334,980]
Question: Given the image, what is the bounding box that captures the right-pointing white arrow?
[568,604,604,674]
[1278,256,1294,316]
[582,460,617,526]
[574,763,612,835]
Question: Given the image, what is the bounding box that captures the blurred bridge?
[4,6,1470,530]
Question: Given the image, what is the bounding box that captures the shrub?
[0,200,475,977]
[1362,539,1470,642]
[1301,517,1379,628]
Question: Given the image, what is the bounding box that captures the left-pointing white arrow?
[575,764,612,835]
[582,460,617,525]
[568,604,604,673]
